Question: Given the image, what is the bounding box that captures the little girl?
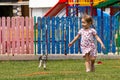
[68,14,105,72]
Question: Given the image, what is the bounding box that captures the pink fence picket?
[25,17,29,54]
[2,17,6,54]
[29,17,34,54]
[20,17,25,54]
[16,17,20,54]
[11,17,16,54]
[6,17,10,54]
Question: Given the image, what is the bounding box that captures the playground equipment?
[44,0,106,17]
[68,0,105,6]
[44,0,66,17]
[95,0,120,8]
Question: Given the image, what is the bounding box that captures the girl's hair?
[82,14,93,25]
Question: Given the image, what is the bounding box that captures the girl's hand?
[101,44,106,50]
[68,42,72,47]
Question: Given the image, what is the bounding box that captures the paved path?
[0,54,120,60]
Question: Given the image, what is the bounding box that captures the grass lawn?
[0,59,120,80]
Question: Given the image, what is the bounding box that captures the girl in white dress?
[68,14,105,72]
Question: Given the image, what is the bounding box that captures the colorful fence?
[0,17,34,55]
[36,16,120,55]
[0,16,119,55]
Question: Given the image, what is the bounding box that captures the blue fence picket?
[112,16,116,53]
[70,17,74,54]
[61,17,65,54]
[41,17,46,54]
[37,17,41,54]
[103,16,110,54]
[56,17,60,54]
[104,16,108,53]
[74,17,79,54]
[46,17,50,54]
[97,16,101,53]
[65,17,69,54]
[52,17,55,54]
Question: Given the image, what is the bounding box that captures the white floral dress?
[78,28,97,57]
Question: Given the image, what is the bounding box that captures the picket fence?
[0,16,119,55]
[36,16,120,55]
[0,17,34,54]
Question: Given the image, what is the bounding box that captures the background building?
[0,0,29,17]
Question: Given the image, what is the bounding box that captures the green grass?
[0,59,120,80]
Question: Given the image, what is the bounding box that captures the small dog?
[38,54,47,70]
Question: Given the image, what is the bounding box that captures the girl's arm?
[68,35,80,47]
[95,34,105,49]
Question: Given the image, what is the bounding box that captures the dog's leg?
[43,60,46,70]
[38,60,43,68]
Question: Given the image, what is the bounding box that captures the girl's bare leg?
[84,53,91,72]
[90,57,96,72]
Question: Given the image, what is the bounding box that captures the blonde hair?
[82,14,93,25]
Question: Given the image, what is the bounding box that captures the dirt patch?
[59,71,80,74]
[20,71,80,77]
[20,72,52,76]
